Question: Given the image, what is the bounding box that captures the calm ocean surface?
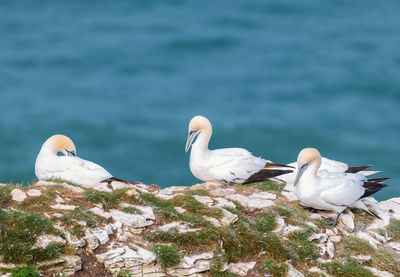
[0,1,399,200]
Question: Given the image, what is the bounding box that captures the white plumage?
[185,116,292,184]
[294,148,387,226]
[277,157,377,185]
[35,134,112,186]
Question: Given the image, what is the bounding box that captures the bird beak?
[185,130,199,153]
[66,150,76,157]
[294,163,309,187]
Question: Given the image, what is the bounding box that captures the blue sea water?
[0,0,399,200]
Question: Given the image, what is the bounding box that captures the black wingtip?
[361,180,389,198]
[345,165,373,173]
[244,169,293,183]
[102,177,141,185]
[265,162,295,169]
[367,178,391,183]
[366,209,382,220]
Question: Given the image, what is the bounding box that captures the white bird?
[277,156,378,186]
[35,134,136,186]
[294,148,389,226]
[185,116,293,185]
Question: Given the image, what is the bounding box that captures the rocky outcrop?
[0,179,399,277]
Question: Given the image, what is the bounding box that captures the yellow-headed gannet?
[294,148,389,226]
[185,116,293,185]
[35,134,137,186]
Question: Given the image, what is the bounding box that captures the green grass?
[19,194,53,212]
[241,180,285,192]
[10,266,40,277]
[0,209,65,264]
[184,190,211,196]
[210,248,228,273]
[211,272,237,277]
[44,178,80,187]
[322,260,373,277]
[264,258,288,277]
[170,195,222,218]
[286,228,318,265]
[60,207,108,237]
[84,188,129,210]
[0,184,14,208]
[337,237,400,275]
[152,244,181,267]
[117,270,132,277]
[261,228,318,267]
[386,219,400,241]
[254,211,277,233]
[122,206,142,214]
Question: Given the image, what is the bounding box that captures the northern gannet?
[185,116,293,185]
[277,157,378,186]
[35,134,136,186]
[294,148,389,226]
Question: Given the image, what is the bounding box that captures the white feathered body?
[189,144,266,184]
[35,150,112,186]
[296,169,366,213]
[277,156,379,185]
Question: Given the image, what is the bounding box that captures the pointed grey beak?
[294,163,309,187]
[185,130,199,153]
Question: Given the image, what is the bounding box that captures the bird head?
[185,115,212,152]
[43,134,77,157]
[294,148,321,186]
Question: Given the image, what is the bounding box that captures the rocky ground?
[0,178,400,277]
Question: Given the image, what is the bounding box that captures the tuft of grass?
[262,233,290,261]
[261,228,317,267]
[184,190,211,196]
[263,258,288,277]
[342,237,375,254]
[84,188,129,210]
[286,227,318,265]
[322,260,373,277]
[242,180,285,192]
[147,227,220,248]
[254,211,277,233]
[338,237,400,275]
[351,208,375,229]
[152,244,181,267]
[60,207,108,237]
[132,193,177,221]
[117,270,132,277]
[10,266,40,277]
[211,272,237,277]
[210,248,228,273]
[122,206,142,214]
[170,195,222,219]
[0,209,64,264]
[222,219,263,262]
[19,195,53,213]
[386,219,400,241]
[0,185,13,208]
[44,178,80,187]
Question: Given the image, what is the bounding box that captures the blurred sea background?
[0,0,399,200]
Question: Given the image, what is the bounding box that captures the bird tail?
[361,178,389,198]
[351,200,382,219]
[102,177,140,185]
